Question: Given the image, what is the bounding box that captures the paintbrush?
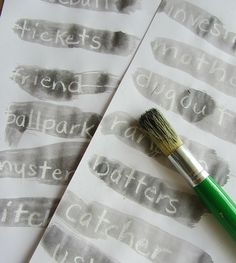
[139,108,236,241]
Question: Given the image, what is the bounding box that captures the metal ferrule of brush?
[168,145,209,187]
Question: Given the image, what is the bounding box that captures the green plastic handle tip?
[194,176,236,241]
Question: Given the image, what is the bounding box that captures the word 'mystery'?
[133,67,236,144]
[55,190,213,263]
[151,38,236,97]
[0,142,88,185]
[0,197,58,227]
[12,65,119,101]
[42,224,119,263]
[89,155,205,226]
[5,101,101,146]
[159,0,236,56]
[14,19,139,56]
[41,0,140,14]
[101,111,229,185]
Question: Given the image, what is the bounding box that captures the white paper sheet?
[30,0,236,262]
[0,1,160,262]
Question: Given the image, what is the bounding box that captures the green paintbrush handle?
[194,176,236,241]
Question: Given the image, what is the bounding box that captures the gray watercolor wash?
[88,155,206,227]
[0,197,58,227]
[133,67,236,144]
[100,111,164,158]
[183,136,230,186]
[159,0,236,57]
[5,101,101,146]
[151,37,236,97]
[14,19,139,56]
[177,89,215,123]
[41,0,141,14]
[100,111,230,185]
[55,190,213,263]
[0,142,88,185]
[12,65,119,101]
[42,224,119,263]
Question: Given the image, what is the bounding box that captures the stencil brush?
[139,108,236,241]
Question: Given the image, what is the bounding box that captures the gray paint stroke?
[133,67,236,144]
[0,142,88,185]
[151,38,236,97]
[101,111,230,185]
[5,101,101,146]
[14,19,139,56]
[88,154,206,227]
[41,0,141,14]
[159,0,236,57]
[55,190,213,263]
[0,197,58,227]
[42,224,120,263]
[12,65,119,101]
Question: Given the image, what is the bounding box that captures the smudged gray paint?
[0,197,58,227]
[100,111,230,185]
[0,142,88,185]
[101,111,164,158]
[42,224,119,263]
[177,89,215,123]
[133,67,236,144]
[88,155,206,227]
[13,19,139,56]
[182,137,229,186]
[55,190,213,263]
[159,0,236,57]
[41,0,141,14]
[151,38,236,97]
[12,65,119,101]
[5,101,101,146]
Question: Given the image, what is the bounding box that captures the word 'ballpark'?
[5,102,101,146]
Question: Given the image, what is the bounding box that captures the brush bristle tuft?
[139,108,183,156]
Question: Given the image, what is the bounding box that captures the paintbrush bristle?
[139,108,183,156]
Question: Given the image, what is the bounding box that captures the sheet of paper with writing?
[0,0,160,262]
[30,0,236,262]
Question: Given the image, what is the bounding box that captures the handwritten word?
[5,101,101,146]
[42,224,118,263]
[41,0,140,14]
[55,190,213,263]
[0,198,58,227]
[12,66,119,101]
[101,111,161,157]
[133,68,215,121]
[0,142,87,185]
[101,111,229,185]
[89,155,206,226]
[159,0,236,56]
[14,19,139,56]
[151,38,236,97]
[133,67,236,144]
